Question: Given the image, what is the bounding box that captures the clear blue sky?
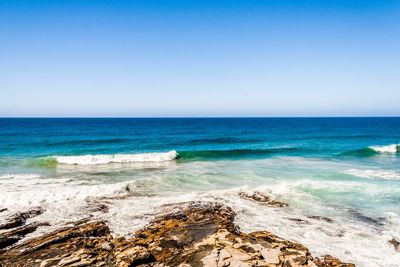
[1,0,399,117]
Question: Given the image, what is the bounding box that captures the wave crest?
[55,150,178,165]
[369,144,399,154]
[341,144,399,157]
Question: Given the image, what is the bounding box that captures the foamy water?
[370,144,399,154]
[1,156,400,266]
[55,150,178,165]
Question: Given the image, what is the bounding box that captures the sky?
[0,0,399,117]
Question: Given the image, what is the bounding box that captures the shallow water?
[0,118,399,266]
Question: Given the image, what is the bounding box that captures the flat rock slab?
[0,201,354,267]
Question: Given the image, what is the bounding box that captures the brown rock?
[389,238,400,252]
[0,201,354,267]
[315,255,355,267]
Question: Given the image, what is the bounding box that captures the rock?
[0,221,50,249]
[347,208,383,227]
[285,217,310,225]
[0,201,354,267]
[0,236,20,250]
[83,200,109,214]
[389,238,400,252]
[307,215,334,223]
[0,207,45,230]
[315,255,355,266]
[0,220,112,266]
[239,191,289,207]
[0,208,7,213]
[101,241,112,251]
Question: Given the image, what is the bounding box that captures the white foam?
[55,150,178,165]
[0,173,41,181]
[345,169,400,180]
[2,157,400,266]
[369,144,399,154]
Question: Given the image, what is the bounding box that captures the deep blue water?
[1,117,399,159]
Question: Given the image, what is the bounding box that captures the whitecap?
[369,144,399,154]
[55,150,178,165]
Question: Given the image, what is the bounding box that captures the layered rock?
[0,202,354,267]
[0,207,47,249]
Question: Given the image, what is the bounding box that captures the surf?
[54,150,178,165]
[340,144,399,157]
[369,144,399,154]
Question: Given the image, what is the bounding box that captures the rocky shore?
[0,200,355,267]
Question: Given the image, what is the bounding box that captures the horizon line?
[1,116,400,119]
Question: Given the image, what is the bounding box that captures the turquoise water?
[0,118,399,266]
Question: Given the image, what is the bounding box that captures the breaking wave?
[340,144,399,157]
[54,150,178,165]
[34,147,311,166]
[369,144,399,154]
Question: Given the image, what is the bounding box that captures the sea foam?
[345,169,400,180]
[55,150,178,165]
[369,144,399,154]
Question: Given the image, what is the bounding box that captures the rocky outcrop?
[239,191,289,207]
[0,202,354,267]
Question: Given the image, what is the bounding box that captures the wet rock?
[389,238,400,252]
[347,208,384,227]
[0,207,45,230]
[0,208,7,213]
[0,220,112,266]
[286,217,310,225]
[84,199,109,214]
[239,191,289,207]
[307,215,334,223]
[0,221,50,249]
[0,201,354,267]
[315,255,355,267]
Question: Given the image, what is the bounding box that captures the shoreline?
[0,201,355,267]
[1,189,400,266]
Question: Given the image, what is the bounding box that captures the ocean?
[0,118,399,266]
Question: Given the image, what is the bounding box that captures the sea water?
[0,118,399,266]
